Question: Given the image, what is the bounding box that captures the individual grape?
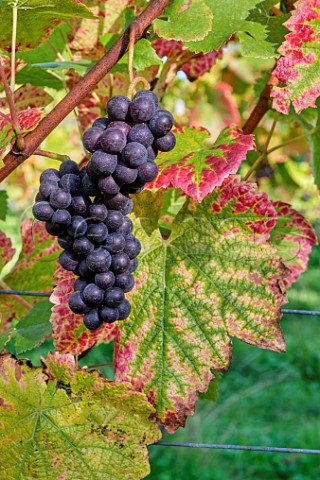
[32,201,54,221]
[74,277,88,292]
[127,124,154,148]
[81,171,100,197]
[104,210,124,230]
[148,110,174,136]
[106,95,130,121]
[153,131,176,152]
[82,127,102,152]
[133,89,158,106]
[115,272,135,292]
[58,234,74,250]
[116,216,133,235]
[52,209,72,227]
[45,222,66,237]
[100,128,127,154]
[92,117,110,130]
[85,160,100,181]
[124,235,141,259]
[35,192,46,202]
[104,287,124,307]
[67,215,88,238]
[59,250,79,272]
[110,252,130,274]
[87,223,108,244]
[84,309,103,330]
[117,299,131,320]
[39,181,60,199]
[50,189,72,209]
[104,192,130,210]
[128,257,138,273]
[87,203,108,222]
[91,150,118,176]
[60,173,81,194]
[83,283,105,306]
[95,271,115,290]
[108,121,131,136]
[70,194,91,215]
[137,161,158,182]
[86,248,111,273]
[102,232,126,253]
[125,184,144,194]
[121,197,134,215]
[129,96,156,123]
[98,175,120,195]
[73,236,94,256]
[100,306,119,323]
[78,258,95,280]
[68,291,90,314]
[147,146,158,161]
[40,168,60,183]
[122,142,147,168]
[113,163,138,185]
[59,160,80,176]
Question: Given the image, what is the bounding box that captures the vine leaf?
[149,127,255,202]
[0,0,94,52]
[0,220,59,325]
[0,85,53,111]
[0,355,161,480]
[0,230,15,274]
[269,201,318,288]
[115,176,289,433]
[0,108,44,154]
[271,0,320,114]
[153,0,213,43]
[50,265,117,355]
[133,190,164,236]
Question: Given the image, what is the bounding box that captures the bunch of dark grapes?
[33,90,175,330]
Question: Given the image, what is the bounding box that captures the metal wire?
[154,442,320,455]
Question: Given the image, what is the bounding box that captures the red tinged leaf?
[50,265,117,355]
[44,351,76,382]
[149,127,255,202]
[0,231,15,274]
[0,85,53,111]
[271,0,320,114]
[269,202,318,288]
[0,108,44,153]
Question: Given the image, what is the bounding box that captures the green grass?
[148,243,320,479]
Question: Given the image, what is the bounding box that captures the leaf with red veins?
[269,202,318,288]
[149,127,255,202]
[115,176,288,432]
[50,265,117,355]
[0,220,59,325]
[180,49,223,80]
[0,108,44,153]
[0,231,15,274]
[43,351,76,383]
[0,85,53,111]
[271,0,320,114]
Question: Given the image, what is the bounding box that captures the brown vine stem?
[0,279,32,310]
[0,0,171,182]
[33,149,71,162]
[0,56,24,151]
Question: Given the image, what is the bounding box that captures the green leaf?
[0,330,12,352]
[198,372,222,401]
[15,66,64,90]
[310,102,320,190]
[111,39,162,73]
[0,355,161,479]
[0,0,94,51]
[0,191,8,221]
[153,0,213,42]
[30,60,95,73]
[115,176,288,432]
[133,190,164,235]
[12,300,52,354]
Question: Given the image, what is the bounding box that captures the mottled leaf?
[50,265,117,355]
[0,220,59,325]
[0,355,161,480]
[133,190,164,235]
[271,0,320,114]
[153,0,213,43]
[0,329,12,352]
[149,127,255,202]
[115,176,288,432]
[0,0,94,52]
[0,85,53,111]
[12,300,53,354]
[0,191,8,221]
[269,202,318,288]
[43,351,76,382]
[0,108,44,151]
[0,230,15,275]
[158,189,187,234]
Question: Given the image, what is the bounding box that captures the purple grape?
[102,232,126,253]
[40,181,60,199]
[35,192,46,202]
[124,235,141,259]
[127,124,154,148]
[113,163,138,185]
[58,234,74,250]
[98,175,120,195]
[117,299,131,320]
[70,194,91,215]
[106,95,130,121]
[91,150,118,176]
[45,222,66,237]
[95,271,115,290]
[74,278,89,291]
[92,117,110,130]
[87,203,108,222]
[52,209,72,227]
[115,272,135,293]
[78,258,95,280]
[122,142,148,168]
[100,128,127,154]
[110,252,130,274]
[125,184,145,194]
[104,210,124,230]
[129,96,156,123]
[69,291,90,314]
[82,127,102,152]
[108,121,131,136]
[128,258,138,273]
[32,201,54,221]
[81,171,100,196]
[84,309,103,330]
[148,110,174,136]
[86,248,112,273]
[104,287,124,307]
[67,215,88,238]
[104,192,130,210]
[137,161,158,182]
[153,131,176,152]
[59,250,79,272]
[59,160,80,176]
[83,283,105,306]
[100,306,119,323]
[87,223,108,244]
[40,168,60,183]
[133,90,158,106]
[85,160,100,181]
[121,197,134,215]
[147,146,158,161]
[50,189,72,209]
[117,216,133,235]
[60,174,81,194]
[73,236,94,255]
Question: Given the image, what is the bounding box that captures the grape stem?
[10,4,17,92]
[33,149,72,162]
[128,24,136,86]
[0,0,171,182]
[127,76,150,99]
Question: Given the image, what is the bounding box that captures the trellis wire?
[0,288,319,456]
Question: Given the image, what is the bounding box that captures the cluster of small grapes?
[32,90,175,331]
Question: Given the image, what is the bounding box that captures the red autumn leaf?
[148,126,255,202]
[0,231,15,274]
[50,264,117,355]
